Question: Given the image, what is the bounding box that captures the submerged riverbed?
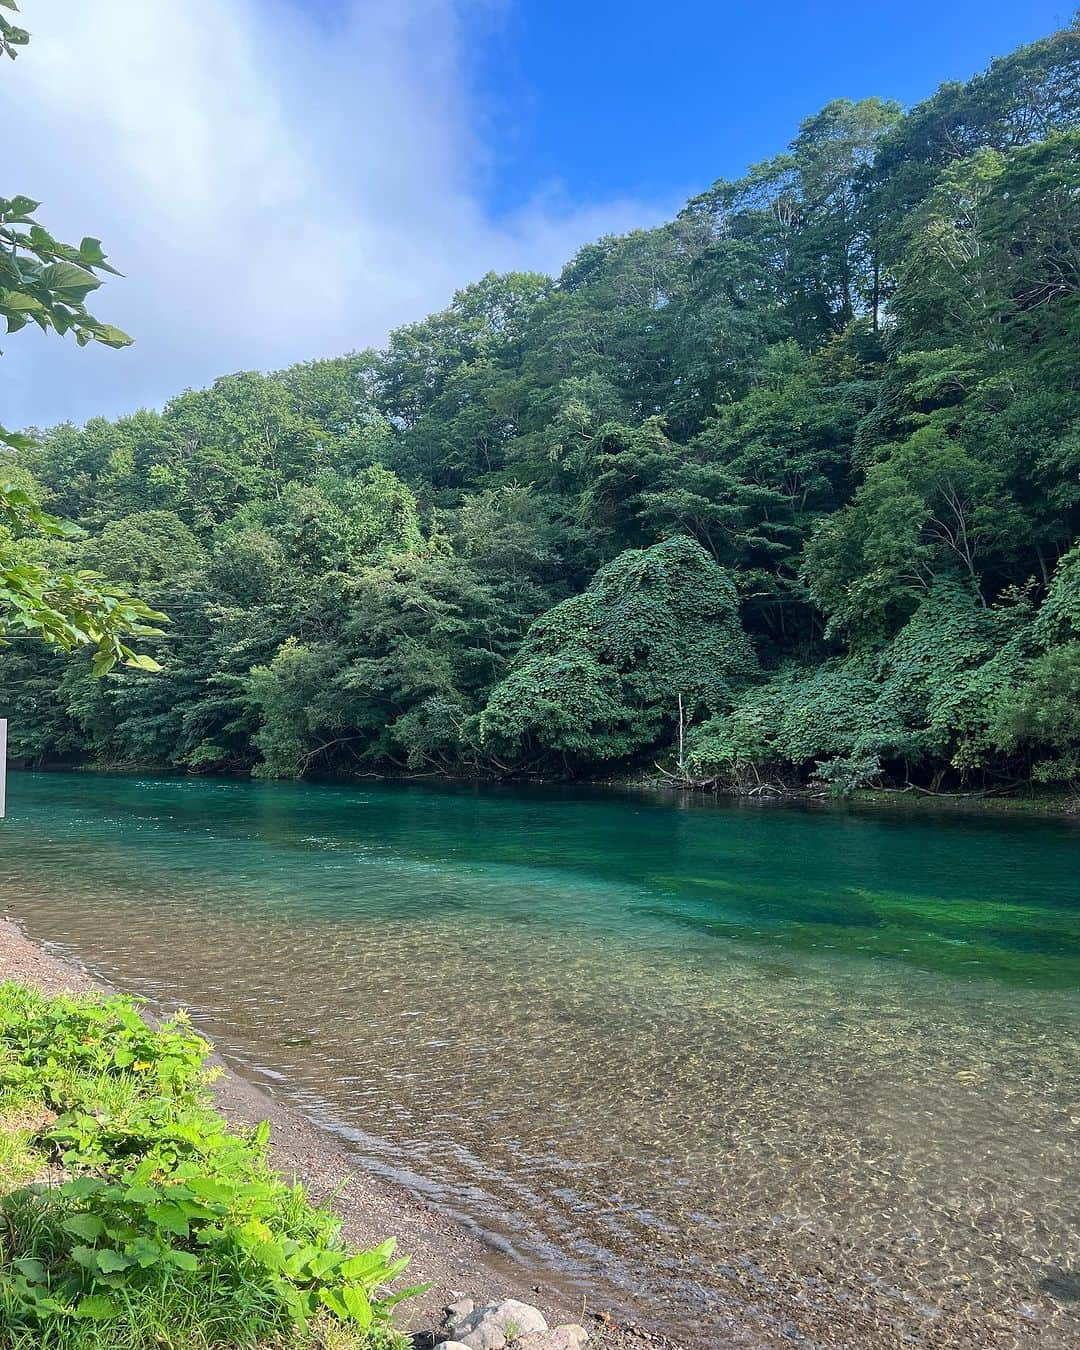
[0,772,1077,1347]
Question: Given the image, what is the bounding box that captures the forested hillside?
[3,22,1078,793]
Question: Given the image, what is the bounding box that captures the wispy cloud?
[0,0,667,430]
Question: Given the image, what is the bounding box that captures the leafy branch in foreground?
[0,0,28,62]
[0,193,131,382]
[1,6,130,387]
[0,2,162,678]
[0,483,167,675]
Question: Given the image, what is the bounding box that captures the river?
[0,772,1077,1347]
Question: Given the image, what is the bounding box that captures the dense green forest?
[3,21,1078,794]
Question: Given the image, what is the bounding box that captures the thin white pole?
[0,719,7,819]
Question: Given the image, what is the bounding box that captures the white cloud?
[0,0,668,430]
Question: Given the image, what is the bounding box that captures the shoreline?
[0,914,692,1350]
[12,761,1080,821]
[627,779,1080,819]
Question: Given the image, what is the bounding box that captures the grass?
[0,981,422,1349]
[0,1111,46,1190]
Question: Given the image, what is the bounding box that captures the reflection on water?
[0,772,1077,1348]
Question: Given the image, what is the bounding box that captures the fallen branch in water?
[903,779,1026,799]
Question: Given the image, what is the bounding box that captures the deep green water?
[0,772,1077,1347]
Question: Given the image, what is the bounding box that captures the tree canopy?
[2,17,1078,793]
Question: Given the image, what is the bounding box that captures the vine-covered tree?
[481,537,756,770]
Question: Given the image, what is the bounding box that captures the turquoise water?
[0,772,1077,1347]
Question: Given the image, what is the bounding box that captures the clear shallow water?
[0,772,1077,1348]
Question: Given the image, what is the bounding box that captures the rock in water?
[448,1298,549,1350]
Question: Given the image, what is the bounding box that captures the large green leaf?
[62,1213,105,1242]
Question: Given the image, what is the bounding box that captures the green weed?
[0,982,422,1348]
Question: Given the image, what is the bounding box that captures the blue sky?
[466,0,1070,212]
[293,0,1068,214]
[1,0,1068,429]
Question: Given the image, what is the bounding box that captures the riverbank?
[21,760,1080,821]
[628,778,1080,819]
[0,915,690,1350]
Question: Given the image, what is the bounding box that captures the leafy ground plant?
[0,982,422,1348]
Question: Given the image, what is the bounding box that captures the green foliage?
[78,512,207,595]
[0,195,130,380]
[0,982,419,1348]
[249,553,521,777]
[802,426,1022,640]
[0,484,167,676]
[686,583,1034,792]
[1034,544,1080,644]
[232,468,425,575]
[0,0,29,62]
[248,638,331,779]
[2,18,1078,792]
[0,9,165,680]
[993,644,1080,785]
[481,537,756,768]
